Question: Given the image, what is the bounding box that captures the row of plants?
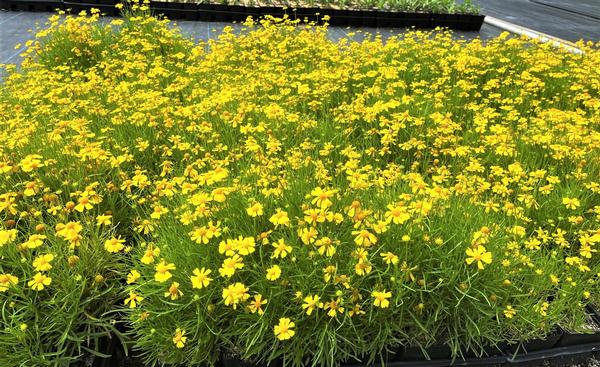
[1,3,600,367]
[62,0,480,14]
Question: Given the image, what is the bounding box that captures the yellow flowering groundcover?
[1,6,600,367]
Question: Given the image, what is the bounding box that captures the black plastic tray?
[80,305,600,366]
[0,0,486,30]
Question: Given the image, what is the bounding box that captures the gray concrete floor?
[474,0,600,42]
[0,10,503,67]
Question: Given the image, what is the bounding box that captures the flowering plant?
[1,4,599,367]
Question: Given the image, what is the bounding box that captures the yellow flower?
[124,291,144,309]
[211,187,229,202]
[323,265,336,282]
[271,239,292,259]
[96,214,112,226]
[19,154,44,172]
[190,225,212,244]
[247,294,268,315]
[55,222,82,242]
[303,208,326,226]
[234,236,256,256]
[0,229,18,247]
[315,237,336,257]
[266,265,282,281]
[310,187,337,208]
[74,196,93,212]
[372,290,392,308]
[298,227,318,245]
[324,298,344,317]
[352,229,377,247]
[104,237,125,253]
[23,181,38,196]
[504,305,516,318]
[23,234,46,249]
[580,244,596,258]
[218,239,236,256]
[384,203,410,224]
[173,328,187,348]
[349,304,366,317]
[165,282,183,300]
[562,197,580,210]
[222,282,250,309]
[274,318,295,341]
[32,253,54,271]
[465,245,493,270]
[219,254,244,277]
[190,267,212,289]
[354,260,372,276]
[246,202,264,217]
[0,273,19,292]
[154,260,176,282]
[28,272,51,291]
[302,295,323,315]
[269,209,290,227]
[127,270,141,284]
[380,251,398,265]
[141,244,160,264]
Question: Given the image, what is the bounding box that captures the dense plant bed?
[0,0,485,29]
[1,6,600,367]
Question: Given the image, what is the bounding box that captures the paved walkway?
[474,0,600,42]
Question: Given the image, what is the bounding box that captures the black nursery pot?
[148,1,192,19]
[184,10,199,21]
[327,15,349,27]
[228,4,245,13]
[399,343,452,361]
[166,8,192,20]
[557,309,600,347]
[21,0,63,12]
[212,10,232,22]
[454,13,473,31]
[260,6,285,17]
[587,304,600,320]
[341,9,364,27]
[505,330,563,355]
[211,3,229,11]
[197,3,215,21]
[431,13,456,29]
[413,12,432,28]
[376,11,405,28]
[222,356,282,367]
[293,7,319,22]
[340,348,401,367]
[244,5,260,14]
[182,2,197,10]
[468,14,485,31]
[557,328,600,347]
[229,11,249,22]
[361,14,377,28]
[98,3,120,15]
[461,342,508,359]
[183,5,199,21]
[63,1,87,13]
[150,1,171,10]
